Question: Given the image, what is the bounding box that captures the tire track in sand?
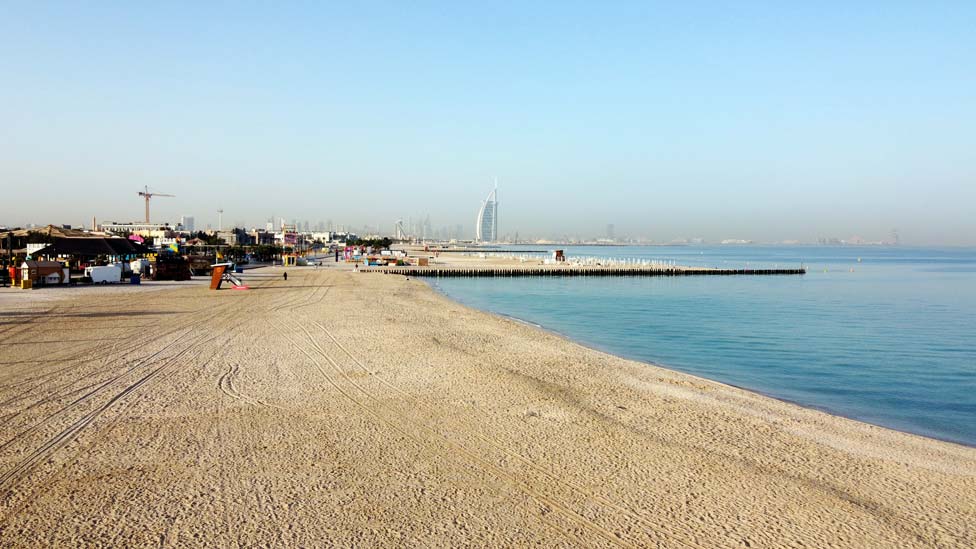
[0,277,274,493]
[0,297,219,406]
[0,330,222,491]
[217,361,283,410]
[0,273,282,448]
[0,302,231,453]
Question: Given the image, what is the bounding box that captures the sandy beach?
[1,267,974,547]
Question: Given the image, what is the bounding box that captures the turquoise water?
[431,246,976,447]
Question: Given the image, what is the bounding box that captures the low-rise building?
[250,230,277,245]
[101,222,173,239]
[216,231,239,246]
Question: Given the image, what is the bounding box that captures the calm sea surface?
[431,246,976,446]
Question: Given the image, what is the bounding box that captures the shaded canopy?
[5,225,95,238]
[33,237,150,258]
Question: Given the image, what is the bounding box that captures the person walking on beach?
[283,271,288,281]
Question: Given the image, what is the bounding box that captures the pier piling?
[359,266,806,278]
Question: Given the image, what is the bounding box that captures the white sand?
[0,268,973,547]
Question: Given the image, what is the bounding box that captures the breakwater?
[361,266,806,277]
[419,249,551,254]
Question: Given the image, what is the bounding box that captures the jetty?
[422,248,551,254]
[361,265,806,277]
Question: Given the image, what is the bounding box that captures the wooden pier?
[360,265,806,277]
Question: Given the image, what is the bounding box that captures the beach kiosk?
[20,260,69,287]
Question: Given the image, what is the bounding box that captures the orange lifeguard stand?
[210,264,227,290]
[210,263,248,290]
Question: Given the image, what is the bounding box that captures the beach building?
[101,222,173,239]
[216,231,239,246]
[309,231,332,244]
[250,229,277,245]
[476,187,498,243]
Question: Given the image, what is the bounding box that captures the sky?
[1,2,974,244]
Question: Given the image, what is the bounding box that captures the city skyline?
[2,3,974,245]
[0,190,943,246]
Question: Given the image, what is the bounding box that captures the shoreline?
[423,277,976,451]
[424,277,976,450]
[1,268,974,547]
[426,277,976,449]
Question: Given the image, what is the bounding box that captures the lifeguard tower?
[209,263,248,290]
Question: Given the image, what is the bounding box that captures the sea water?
[432,246,976,447]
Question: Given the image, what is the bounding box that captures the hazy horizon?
[2,3,974,245]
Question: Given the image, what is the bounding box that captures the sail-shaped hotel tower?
[476,187,498,243]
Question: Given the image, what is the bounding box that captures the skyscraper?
[476,187,498,243]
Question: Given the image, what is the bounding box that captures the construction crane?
[137,186,175,223]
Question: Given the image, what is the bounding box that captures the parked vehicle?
[86,265,122,284]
